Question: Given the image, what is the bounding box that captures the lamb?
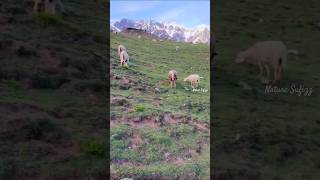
[119,50,129,67]
[118,45,129,66]
[118,45,126,57]
[184,74,203,89]
[168,70,178,88]
[235,41,287,84]
[175,46,179,52]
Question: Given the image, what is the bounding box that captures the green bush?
[21,118,65,143]
[82,139,105,157]
[134,104,145,112]
[35,13,62,25]
[1,79,21,89]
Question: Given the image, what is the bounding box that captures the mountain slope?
[0,0,108,179]
[110,33,210,179]
[213,0,320,179]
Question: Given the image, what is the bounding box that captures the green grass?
[0,0,108,179]
[111,33,210,178]
[213,0,320,179]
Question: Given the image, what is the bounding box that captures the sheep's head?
[184,77,188,82]
[123,59,128,67]
[235,51,246,64]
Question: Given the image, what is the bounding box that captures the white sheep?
[118,45,127,57]
[168,70,178,88]
[184,74,203,89]
[235,41,287,84]
[175,46,179,52]
[119,50,129,67]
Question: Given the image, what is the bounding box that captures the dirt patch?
[110,95,131,107]
[0,102,44,114]
[128,134,144,149]
[111,113,209,133]
[38,48,60,68]
[48,141,81,161]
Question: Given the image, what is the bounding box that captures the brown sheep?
[168,70,178,88]
[119,50,129,67]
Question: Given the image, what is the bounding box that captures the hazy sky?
[110,0,210,29]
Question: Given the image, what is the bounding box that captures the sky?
[110,0,210,29]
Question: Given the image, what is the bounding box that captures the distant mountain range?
[110,18,210,44]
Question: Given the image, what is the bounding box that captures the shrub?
[1,79,22,89]
[21,118,66,143]
[134,104,145,112]
[82,139,105,157]
[34,13,62,25]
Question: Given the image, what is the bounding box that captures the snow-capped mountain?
[111,18,210,44]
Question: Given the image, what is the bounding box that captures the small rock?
[288,49,299,55]
[114,75,121,80]
[155,87,160,93]
[111,134,119,140]
[235,134,241,141]
[119,84,131,90]
[16,46,35,56]
[238,81,252,90]
[258,18,264,23]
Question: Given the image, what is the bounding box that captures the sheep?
[184,74,203,89]
[235,41,287,84]
[119,50,129,67]
[118,45,126,57]
[175,46,179,52]
[33,0,64,14]
[152,39,157,42]
[168,70,178,88]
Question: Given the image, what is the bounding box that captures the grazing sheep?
[152,39,157,42]
[168,70,178,88]
[34,0,64,14]
[118,45,126,57]
[175,46,179,52]
[235,41,287,84]
[184,74,203,89]
[119,50,129,67]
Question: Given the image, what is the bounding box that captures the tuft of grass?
[134,104,145,112]
[34,13,63,25]
[81,139,105,157]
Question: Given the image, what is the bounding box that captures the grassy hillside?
[0,0,108,179]
[213,0,320,179]
[110,34,210,179]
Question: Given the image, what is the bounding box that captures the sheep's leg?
[272,68,278,84]
[258,61,264,78]
[278,67,282,81]
[264,64,270,80]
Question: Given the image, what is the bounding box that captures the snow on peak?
[111,18,210,44]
